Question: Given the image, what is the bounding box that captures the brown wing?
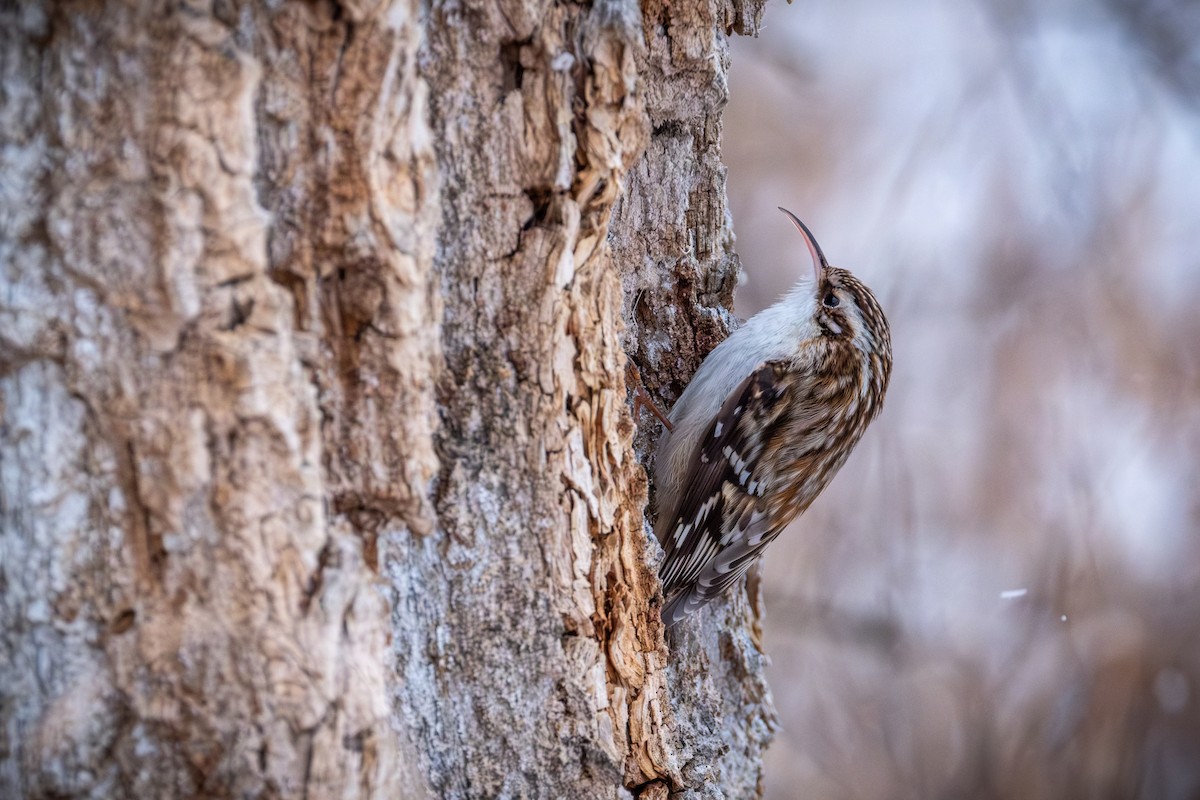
[658,362,796,624]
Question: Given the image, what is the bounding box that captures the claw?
[627,363,674,433]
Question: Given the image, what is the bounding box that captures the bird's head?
[778,207,892,367]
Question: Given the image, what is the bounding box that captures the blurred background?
[724,1,1200,797]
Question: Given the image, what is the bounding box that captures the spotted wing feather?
[658,362,795,625]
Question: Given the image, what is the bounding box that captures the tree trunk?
[0,0,769,797]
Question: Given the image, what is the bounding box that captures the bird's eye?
[823,292,840,308]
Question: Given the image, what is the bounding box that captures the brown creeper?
[654,209,892,626]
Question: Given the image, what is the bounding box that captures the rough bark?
[1,0,769,798]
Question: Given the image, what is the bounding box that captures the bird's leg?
[626,362,674,433]
[637,390,674,432]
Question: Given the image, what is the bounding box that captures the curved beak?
[777,207,828,283]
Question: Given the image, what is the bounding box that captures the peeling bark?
[1,0,770,797]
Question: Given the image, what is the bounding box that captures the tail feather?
[662,587,709,627]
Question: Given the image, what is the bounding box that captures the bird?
[653,208,892,626]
